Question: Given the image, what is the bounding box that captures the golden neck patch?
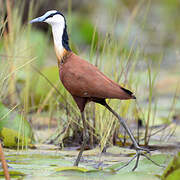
[55,47,71,66]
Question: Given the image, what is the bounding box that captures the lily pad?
[0,170,25,177]
[111,172,159,180]
[55,166,89,173]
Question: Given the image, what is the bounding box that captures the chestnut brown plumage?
[59,52,136,112]
[30,10,161,171]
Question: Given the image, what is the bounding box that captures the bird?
[30,10,159,171]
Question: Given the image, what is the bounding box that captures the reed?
[0,0,178,152]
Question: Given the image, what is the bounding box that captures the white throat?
[51,24,64,57]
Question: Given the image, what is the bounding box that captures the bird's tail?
[120,87,136,99]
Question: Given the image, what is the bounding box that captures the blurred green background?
[0,0,179,149]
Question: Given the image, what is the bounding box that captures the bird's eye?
[44,14,54,21]
[48,14,54,18]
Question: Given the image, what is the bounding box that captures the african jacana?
[30,10,158,171]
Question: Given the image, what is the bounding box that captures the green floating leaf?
[162,152,180,180]
[55,166,89,173]
[0,127,32,147]
[55,166,102,174]
[111,172,159,180]
[0,170,25,177]
[0,102,34,147]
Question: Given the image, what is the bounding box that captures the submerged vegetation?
[0,0,180,179]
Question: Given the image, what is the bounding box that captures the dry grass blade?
[6,0,12,34]
[144,65,152,145]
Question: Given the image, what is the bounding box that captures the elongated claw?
[142,153,165,168]
[116,154,137,171]
[115,148,163,172]
[104,103,162,171]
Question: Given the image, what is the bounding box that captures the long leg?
[74,111,88,166]
[104,103,146,151]
[103,103,161,171]
[104,104,144,150]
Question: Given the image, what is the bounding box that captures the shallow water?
[0,147,173,180]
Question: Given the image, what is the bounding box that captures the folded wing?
[60,53,135,100]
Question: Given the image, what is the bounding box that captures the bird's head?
[30,10,65,27]
[30,10,71,54]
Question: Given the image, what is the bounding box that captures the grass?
[0,0,179,154]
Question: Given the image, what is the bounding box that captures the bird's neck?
[51,23,71,64]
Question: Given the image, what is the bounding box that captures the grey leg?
[104,103,147,151]
[74,111,88,166]
[104,103,162,171]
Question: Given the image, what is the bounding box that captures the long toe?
[132,149,163,171]
[116,148,162,171]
